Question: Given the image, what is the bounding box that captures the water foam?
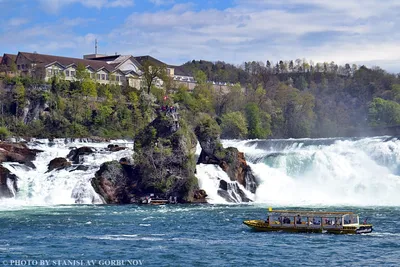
[225,137,400,206]
[0,139,134,207]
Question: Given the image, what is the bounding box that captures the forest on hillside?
[182,59,400,138]
[0,58,399,140]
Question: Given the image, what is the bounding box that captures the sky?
[1,0,400,72]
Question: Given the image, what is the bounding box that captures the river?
[1,137,400,266]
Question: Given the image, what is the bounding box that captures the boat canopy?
[268,210,355,218]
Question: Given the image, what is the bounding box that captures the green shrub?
[0,126,10,140]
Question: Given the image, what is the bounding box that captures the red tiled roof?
[19,52,116,72]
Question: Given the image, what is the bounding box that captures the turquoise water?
[1,205,400,266]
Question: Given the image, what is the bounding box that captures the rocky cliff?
[195,113,258,202]
[91,109,206,203]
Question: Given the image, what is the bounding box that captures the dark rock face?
[91,160,138,204]
[69,165,89,172]
[131,112,200,203]
[91,112,202,204]
[193,189,208,203]
[0,166,18,198]
[67,147,95,164]
[0,142,42,168]
[195,116,258,202]
[47,157,71,172]
[107,144,126,152]
[218,180,252,203]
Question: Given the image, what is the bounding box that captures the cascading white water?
[0,139,134,207]
[196,164,254,203]
[222,137,400,206]
[194,142,254,204]
[3,136,399,207]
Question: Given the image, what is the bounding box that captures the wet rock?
[0,142,42,168]
[119,157,134,166]
[197,139,258,195]
[91,161,134,204]
[67,146,95,164]
[107,144,126,152]
[217,181,252,203]
[47,157,71,172]
[0,165,18,198]
[192,189,208,203]
[69,165,90,172]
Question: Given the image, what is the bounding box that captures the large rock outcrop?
[91,110,204,204]
[47,157,71,172]
[0,142,43,168]
[67,146,95,164]
[91,161,135,204]
[195,114,258,202]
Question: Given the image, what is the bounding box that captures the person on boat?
[265,217,270,224]
[296,215,301,224]
[283,217,290,224]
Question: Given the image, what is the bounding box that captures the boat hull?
[243,220,373,234]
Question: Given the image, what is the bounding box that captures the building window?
[71,71,76,77]
[47,69,52,76]
[101,74,105,80]
[116,76,120,82]
[106,74,109,80]
[97,74,100,80]
[167,68,171,75]
[91,73,95,79]
[65,70,70,77]
[21,64,25,70]
[17,65,20,70]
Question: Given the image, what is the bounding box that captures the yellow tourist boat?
[243,209,373,234]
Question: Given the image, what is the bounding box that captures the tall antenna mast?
[95,39,98,54]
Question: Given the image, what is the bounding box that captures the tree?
[13,82,26,119]
[141,60,167,94]
[245,103,270,139]
[368,97,400,127]
[76,63,89,81]
[295,76,308,91]
[81,78,97,98]
[289,60,294,72]
[221,111,248,139]
[194,70,207,84]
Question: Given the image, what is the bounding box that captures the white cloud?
[61,17,96,26]
[148,0,174,6]
[104,1,400,72]
[38,0,134,13]
[6,0,400,72]
[108,0,135,7]
[8,17,29,27]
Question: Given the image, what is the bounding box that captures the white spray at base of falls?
[223,137,400,206]
[2,136,400,207]
[196,164,254,204]
[0,139,134,208]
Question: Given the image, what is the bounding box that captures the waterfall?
[2,136,400,207]
[0,139,134,207]
[223,137,400,206]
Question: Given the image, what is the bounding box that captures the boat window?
[282,216,292,224]
[310,217,321,225]
[270,216,281,224]
[343,214,358,225]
